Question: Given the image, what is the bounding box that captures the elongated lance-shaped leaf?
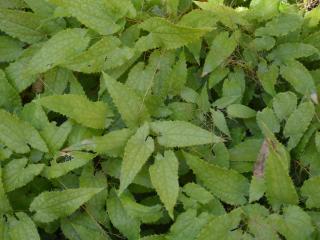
[27,28,90,75]
[167,209,212,240]
[119,124,154,194]
[280,60,316,96]
[38,94,110,129]
[0,8,44,43]
[120,193,163,224]
[149,151,179,219]
[0,69,21,111]
[265,142,298,208]
[61,213,110,240]
[3,158,44,192]
[202,31,238,76]
[211,108,230,137]
[301,176,320,208]
[284,101,314,137]
[284,101,315,149]
[272,91,297,121]
[107,189,140,240]
[49,0,133,35]
[0,109,48,153]
[151,120,223,148]
[269,206,314,240]
[102,72,151,128]
[81,128,133,157]
[197,208,243,240]
[255,13,303,37]
[184,152,249,205]
[136,17,211,51]
[7,212,40,240]
[29,188,104,223]
[267,43,319,62]
[42,152,95,179]
[0,35,24,62]
[62,36,121,73]
[0,167,11,214]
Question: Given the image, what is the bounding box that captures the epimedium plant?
[0,0,320,239]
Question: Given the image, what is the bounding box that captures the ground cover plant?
[1,0,320,239]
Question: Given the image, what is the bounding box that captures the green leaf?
[126,61,157,95]
[41,67,72,96]
[38,94,109,129]
[184,152,249,205]
[141,235,167,240]
[212,142,230,168]
[272,91,297,121]
[102,72,151,128]
[0,0,26,9]
[255,13,303,37]
[305,5,320,27]
[257,62,278,96]
[151,121,222,148]
[269,206,314,240]
[197,208,243,240]
[211,109,230,137]
[120,194,163,224]
[166,0,179,16]
[265,145,298,208]
[49,0,130,35]
[268,43,319,62]
[149,150,179,219]
[315,131,320,153]
[29,188,103,223]
[0,109,48,153]
[107,189,140,240]
[102,158,152,189]
[257,108,280,133]
[167,52,187,96]
[301,176,320,209]
[195,1,249,29]
[249,176,266,203]
[104,46,136,70]
[23,0,54,17]
[208,67,229,89]
[0,8,44,43]
[229,139,264,163]
[63,36,120,73]
[42,152,95,179]
[182,183,214,205]
[3,158,44,192]
[5,45,39,92]
[284,101,315,144]
[227,104,256,119]
[136,17,211,51]
[249,0,279,21]
[0,167,11,214]
[280,60,316,96]
[0,35,23,62]
[40,121,73,154]
[27,28,90,75]
[167,210,211,240]
[202,31,238,76]
[250,36,276,51]
[119,124,154,194]
[79,163,109,226]
[8,212,40,240]
[61,213,109,240]
[83,128,133,157]
[0,69,21,111]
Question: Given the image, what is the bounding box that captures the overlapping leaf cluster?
[1,0,320,239]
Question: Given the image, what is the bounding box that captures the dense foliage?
[1,0,320,239]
